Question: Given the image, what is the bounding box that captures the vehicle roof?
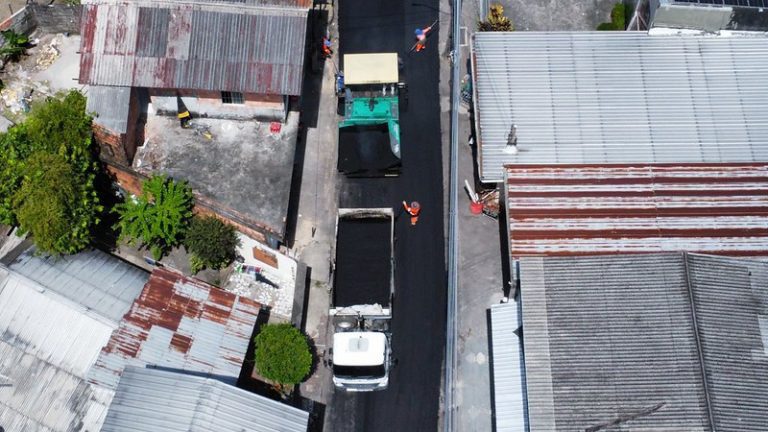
[333,332,386,366]
[343,53,399,85]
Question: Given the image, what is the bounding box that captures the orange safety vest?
[403,201,421,225]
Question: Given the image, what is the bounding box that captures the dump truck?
[330,208,395,391]
[336,53,405,177]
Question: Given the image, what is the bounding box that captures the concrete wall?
[29,4,81,35]
[150,90,287,122]
[0,6,35,35]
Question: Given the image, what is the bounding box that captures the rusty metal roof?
[88,268,261,390]
[79,1,308,95]
[505,163,768,258]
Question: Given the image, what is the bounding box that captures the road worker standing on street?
[414,26,432,52]
[403,201,421,226]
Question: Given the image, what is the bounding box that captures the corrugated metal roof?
[88,268,261,390]
[84,0,312,7]
[518,253,768,431]
[471,32,768,182]
[505,163,768,258]
[8,245,148,324]
[86,85,131,134]
[519,254,707,431]
[0,267,117,432]
[101,366,310,432]
[79,2,308,95]
[686,254,768,431]
[489,302,527,432]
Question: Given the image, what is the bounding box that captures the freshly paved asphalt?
[329,0,447,430]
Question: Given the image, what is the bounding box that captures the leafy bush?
[114,174,193,260]
[254,324,313,389]
[184,215,240,273]
[597,3,626,31]
[478,3,514,32]
[13,152,101,254]
[0,30,29,65]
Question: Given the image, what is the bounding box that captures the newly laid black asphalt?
[330,0,447,430]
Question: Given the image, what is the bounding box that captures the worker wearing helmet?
[414,26,432,52]
[402,201,421,226]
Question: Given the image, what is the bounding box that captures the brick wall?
[93,123,130,165]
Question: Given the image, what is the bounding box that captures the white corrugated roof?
[101,366,310,432]
[489,302,527,432]
[8,246,148,324]
[472,32,768,182]
[0,267,116,432]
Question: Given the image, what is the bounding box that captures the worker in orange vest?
[402,201,421,226]
[414,26,432,52]
[322,36,333,58]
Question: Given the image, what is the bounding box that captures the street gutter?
[443,0,461,430]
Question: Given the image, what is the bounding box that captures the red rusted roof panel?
[88,268,261,390]
[505,163,768,258]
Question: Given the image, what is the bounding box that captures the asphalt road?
[329,0,447,430]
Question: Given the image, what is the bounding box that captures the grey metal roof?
[652,3,768,33]
[8,246,148,324]
[471,32,768,182]
[79,2,308,96]
[0,266,116,432]
[86,85,131,134]
[686,254,768,431]
[101,366,310,432]
[489,302,527,432]
[518,253,768,431]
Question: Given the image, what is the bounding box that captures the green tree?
[478,3,514,32]
[0,91,97,226]
[254,324,313,391]
[13,152,101,254]
[0,91,102,254]
[184,215,240,273]
[115,174,193,260]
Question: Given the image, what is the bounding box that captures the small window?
[221,91,244,105]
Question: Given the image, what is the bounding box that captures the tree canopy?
[0,90,102,255]
[254,323,313,389]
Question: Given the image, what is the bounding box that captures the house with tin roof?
[78,0,312,246]
[490,253,768,431]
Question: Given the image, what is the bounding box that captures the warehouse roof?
[101,366,310,432]
[518,253,768,431]
[7,245,148,323]
[0,267,117,432]
[505,163,768,258]
[471,32,768,182]
[88,268,261,390]
[79,0,309,95]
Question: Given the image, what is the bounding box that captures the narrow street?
[327,0,447,430]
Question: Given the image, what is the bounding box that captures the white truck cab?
[332,331,390,391]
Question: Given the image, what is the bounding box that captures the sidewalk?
[294,6,340,407]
